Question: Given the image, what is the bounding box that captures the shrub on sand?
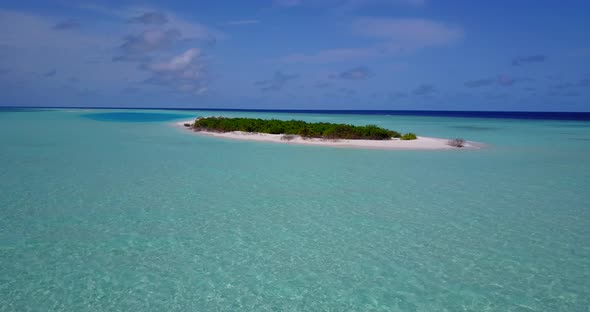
[400,133,417,140]
[448,138,465,147]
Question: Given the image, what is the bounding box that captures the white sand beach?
[175,120,482,150]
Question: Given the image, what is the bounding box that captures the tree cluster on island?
[186,117,418,140]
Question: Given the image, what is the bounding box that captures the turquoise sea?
[1,108,589,311]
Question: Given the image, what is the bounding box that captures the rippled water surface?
[1,109,589,311]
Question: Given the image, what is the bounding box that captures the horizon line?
[2,106,590,114]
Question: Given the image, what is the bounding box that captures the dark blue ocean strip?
[2,106,590,121]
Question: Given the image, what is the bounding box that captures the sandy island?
[175,120,483,150]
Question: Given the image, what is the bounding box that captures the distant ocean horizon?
[1,106,590,121]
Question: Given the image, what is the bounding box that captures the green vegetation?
[400,132,417,140]
[191,117,417,140]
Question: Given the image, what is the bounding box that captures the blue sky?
[0,0,589,111]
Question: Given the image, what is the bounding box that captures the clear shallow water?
[0,109,589,311]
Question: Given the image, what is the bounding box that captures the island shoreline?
[174,120,484,150]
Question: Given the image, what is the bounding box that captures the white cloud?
[128,11,168,25]
[147,48,201,72]
[273,0,426,9]
[353,17,463,47]
[0,9,214,99]
[0,10,126,80]
[144,48,207,94]
[119,29,181,55]
[280,47,380,63]
[335,0,427,10]
[281,17,462,64]
[62,5,219,96]
[330,66,372,80]
[273,0,302,7]
[227,20,260,26]
[77,5,223,41]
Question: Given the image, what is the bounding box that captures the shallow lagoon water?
[0,109,589,311]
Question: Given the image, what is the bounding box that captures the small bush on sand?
[448,138,465,147]
[400,133,417,140]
